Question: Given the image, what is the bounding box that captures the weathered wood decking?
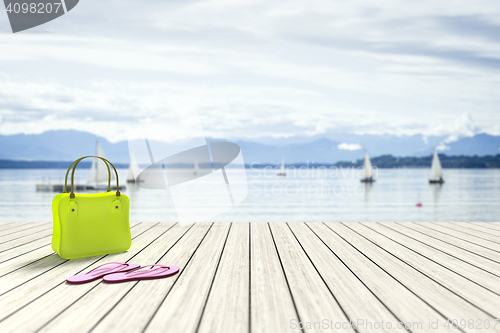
[0,222,499,333]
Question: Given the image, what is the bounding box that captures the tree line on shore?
[333,154,500,168]
[1,153,500,169]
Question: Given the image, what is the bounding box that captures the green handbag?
[52,156,131,260]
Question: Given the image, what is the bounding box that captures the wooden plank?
[0,223,20,232]
[2,221,500,333]
[308,223,448,332]
[0,223,39,238]
[422,223,500,251]
[326,223,500,331]
[347,223,500,318]
[269,223,353,333]
[0,223,150,306]
[404,223,500,262]
[436,223,500,243]
[0,222,140,265]
[0,222,144,289]
[0,246,54,277]
[0,223,165,332]
[0,227,52,252]
[0,234,51,264]
[460,223,500,237]
[144,223,231,333]
[38,223,191,332]
[197,223,249,333]
[288,223,405,332]
[366,223,500,294]
[249,223,299,333]
[0,223,140,275]
[470,222,500,232]
[91,223,213,333]
[382,223,500,277]
[0,223,52,244]
[0,223,35,235]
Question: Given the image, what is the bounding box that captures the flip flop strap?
[124,265,171,277]
[87,262,128,275]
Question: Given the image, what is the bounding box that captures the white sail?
[363,151,373,178]
[430,149,443,180]
[127,151,140,182]
[193,160,199,175]
[88,141,115,184]
[276,159,286,176]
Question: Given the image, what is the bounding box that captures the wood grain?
[1,222,499,333]
[145,223,231,333]
[0,223,52,245]
[39,223,184,332]
[0,223,39,238]
[421,223,500,251]
[250,223,299,333]
[91,223,213,333]
[327,223,500,332]
[288,223,405,332]
[0,223,154,327]
[0,229,52,253]
[198,223,250,333]
[0,223,18,232]
[381,223,500,277]
[269,223,353,332]
[435,223,500,244]
[404,223,500,262]
[309,222,448,333]
[347,223,500,318]
[364,223,500,295]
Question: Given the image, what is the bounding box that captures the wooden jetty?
[0,222,499,332]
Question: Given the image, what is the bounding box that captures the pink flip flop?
[103,264,179,283]
[67,262,140,284]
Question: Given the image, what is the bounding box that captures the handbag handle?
[64,156,111,193]
[64,156,121,198]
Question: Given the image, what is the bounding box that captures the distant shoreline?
[0,160,128,169]
[1,153,500,169]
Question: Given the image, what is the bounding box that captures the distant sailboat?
[88,140,125,191]
[277,159,287,177]
[193,160,199,176]
[360,151,375,183]
[36,139,125,192]
[127,151,142,183]
[89,140,115,185]
[429,149,444,184]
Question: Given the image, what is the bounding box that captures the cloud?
[436,143,450,151]
[427,112,478,144]
[337,143,363,151]
[1,0,500,141]
[446,112,477,141]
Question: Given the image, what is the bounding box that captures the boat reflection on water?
[364,182,373,204]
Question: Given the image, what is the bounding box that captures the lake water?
[0,167,499,222]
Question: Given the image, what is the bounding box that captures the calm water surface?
[0,168,499,222]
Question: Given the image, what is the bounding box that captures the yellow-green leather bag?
[52,156,131,260]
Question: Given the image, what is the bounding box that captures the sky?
[0,0,499,143]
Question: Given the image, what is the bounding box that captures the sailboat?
[127,151,143,183]
[193,160,199,176]
[36,140,125,192]
[360,151,375,183]
[429,149,444,184]
[277,159,287,177]
[88,140,125,191]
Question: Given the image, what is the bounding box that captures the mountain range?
[0,130,499,164]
